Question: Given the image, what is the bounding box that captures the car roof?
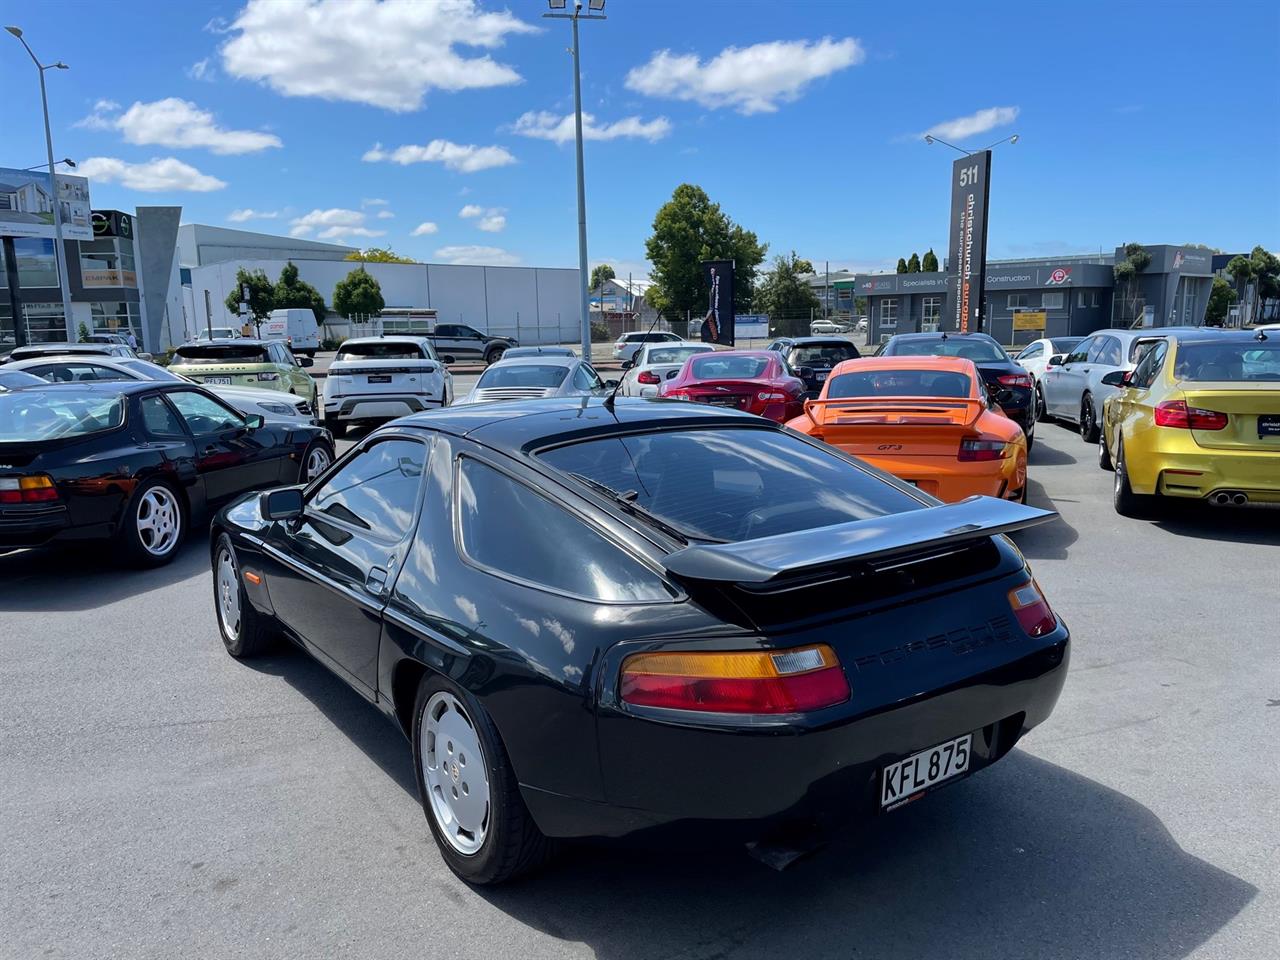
[486,354,579,369]
[782,336,858,346]
[176,338,274,348]
[887,331,999,342]
[339,336,427,345]
[8,354,134,368]
[639,340,706,351]
[1165,330,1274,345]
[6,379,176,396]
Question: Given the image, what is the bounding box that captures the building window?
[90,301,142,341]
[880,298,898,326]
[0,237,60,288]
[921,295,941,331]
[1092,292,1100,308]
[1007,293,1029,309]
[79,238,137,288]
[1078,292,1086,308]
[1042,292,1064,310]
[21,302,69,343]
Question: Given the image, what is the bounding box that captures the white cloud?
[188,58,215,81]
[922,106,1019,141]
[362,197,389,207]
[363,140,516,173]
[434,244,520,266]
[459,204,506,233]
[76,157,227,192]
[289,207,387,240]
[221,0,537,113]
[375,210,395,219]
[625,37,864,114]
[318,225,385,240]
[459,204,485,218]
[477,214,505,233]
[76,98,281,155]
[411,221,439,236]
[228,208,280,222]
[512,110,672,145]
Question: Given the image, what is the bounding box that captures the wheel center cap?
[450,760,460,783]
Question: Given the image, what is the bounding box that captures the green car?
[168,339,319,409]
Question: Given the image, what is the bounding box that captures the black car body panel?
[0,381,325,549]
[213,397,1069,842]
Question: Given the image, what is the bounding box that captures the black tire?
[212,533,277,658]
[325,418,347,439]
[1080,393,1100,442]
[1024,419,1035,452]
[411,675,555,885]
[1035,383,1049,423]
[116,477,186,568]
[1098,429,1114,471]
[1113,439,1159,518]
[483,345,507,366]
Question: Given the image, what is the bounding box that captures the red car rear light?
[757,391,786,401]
[0,474,59,504]
[620,644,850,714]
[637,370,661,385]
[1154,400,1228,430]
[1007,580,1057,638]
[958,437,1011,461]
[998,373,1033,389]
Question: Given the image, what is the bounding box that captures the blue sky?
[2,0,1277,278]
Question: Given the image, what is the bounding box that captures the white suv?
[612,330,681,363]
[322,336,454,437]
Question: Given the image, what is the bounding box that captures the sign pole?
[3,237,28,348]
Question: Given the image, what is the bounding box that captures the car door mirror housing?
[797,365,815,380]
[440,354,456,365]
[244,413,266,430]
[260,487,303,520]
[620,360,633,370]
[603,378,619,390]
[1047,355,1064,367]
[1100,370,1131,387]
[297,356,314,368]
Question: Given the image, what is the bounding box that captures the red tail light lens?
[1154,400,1227,430]
[0,475,59,504]
[958,438,1011,461]
[637,370,661,385]
[621,644,850,714]
[1008,580,1057,638]
[998,373,1033,389]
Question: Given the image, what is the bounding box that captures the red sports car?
[660,350,806,423]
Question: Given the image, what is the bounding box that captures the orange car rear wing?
[803,396,985,428]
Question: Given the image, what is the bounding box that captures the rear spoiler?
[663,496,1055,585]
[803,396,984,426]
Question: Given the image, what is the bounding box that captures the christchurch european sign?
[946,151,992,333]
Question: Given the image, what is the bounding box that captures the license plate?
[1258,414,1280,438]
[203,377,232,385]
[881,733,972,810]
[367,374,393,384]
[816,372,828,381]
[706,396,740,407]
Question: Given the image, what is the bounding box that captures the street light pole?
[545,1,605,360]
[6,25,75,342]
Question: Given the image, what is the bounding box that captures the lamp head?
[53,61,68,69]
[5,25,22,38]
[588,0,606,9]
[924,135,935,144]
[63,158,76,168]
[546,0,566,8]
[1009,134,1020,145]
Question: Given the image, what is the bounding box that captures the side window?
[1132,341,1167,389]
[1086,338,1107,363]
[457,326,482,339]
[1066,337,1094,364]
[456,458,672,603]
[139,395,187,438]
[435,325,458,338]
[1018,343,1043,360]
[308,438,427,542]
[572,364,600,391]
[167,390,245,434]
[1096,337,1122,366]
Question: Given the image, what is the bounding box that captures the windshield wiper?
[567,472,724,545]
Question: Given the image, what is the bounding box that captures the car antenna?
[603,309,666,412]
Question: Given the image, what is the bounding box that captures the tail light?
[958,437,1011,461]
[998,373,1033,389]
[666,391,691,400]
[1154,400,1227,430]
[621,644,850,714]
[0,475,59,505]
[757,391,786,401]
[1008,579,1057,637]
[257,372,280,382]
[637,370,660,385]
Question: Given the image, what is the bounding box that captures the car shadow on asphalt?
[1152,502,1280,546]
[476,752,1256,960]
[0,537,209,612]
[1010,478,1079,561]
[1028,436,1080,466]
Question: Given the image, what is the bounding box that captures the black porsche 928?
[0,381,333,566]
[210,397,1069,884]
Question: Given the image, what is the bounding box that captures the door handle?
[203,444,218,455]
[365,566,388,595]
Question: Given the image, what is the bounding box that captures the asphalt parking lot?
[2,410,1277,960]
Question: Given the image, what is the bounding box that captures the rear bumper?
[0,503,104,548]
[846,452,1025,503]
[323,394,443,421]
[526,631,1069,840]
[1124,430,1280,500]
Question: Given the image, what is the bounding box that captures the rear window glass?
[828,369,971,398]
[644,346,710,365]
[885,338,1008,363]
[477,364,569,388]
[689,355,771,380]
[0,391,125,441]
[119,359,183,381]
[789,343,860,365]
[336,342,425,361]
[539,428,919,543]
[627,333,673,343]
[1174,342,1280,381]
[1049,337,1083,353]
[173,345,270,364]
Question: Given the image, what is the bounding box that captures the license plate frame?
[816,372,828,382]
[881,733,972,810]
[367,374,394,384]
[1258,414,1280,438]
[203,376,233,385]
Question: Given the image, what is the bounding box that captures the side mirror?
[138,352,154,362]
[1047,355,1065,367]
[297,356,314,368]
[260,487,303,520]
[1100,370,1131,387]
[603,379,619,389]
[797,365,815,380]
[440,354,456,365]
[620,360,633,370]
[244,413,266,430]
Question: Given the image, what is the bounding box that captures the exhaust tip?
[1211,492,1231,505]
[1232,493,1248,505]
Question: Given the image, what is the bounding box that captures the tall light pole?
[544,0,605,359]
[924,133,1020,156]
[6,25,74,341]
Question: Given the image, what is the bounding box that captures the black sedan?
[880,332,1037,447]
[210,397,1069,884]
[0,381,333,566]
[766,336,862,395]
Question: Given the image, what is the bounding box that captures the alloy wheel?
[304,445,331,481]
[420,691,491,856]
[215,546,241,641]
[136,486,181,557]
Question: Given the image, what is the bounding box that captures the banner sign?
[91,209,133,240]
[946,150,992,333]
[1013,311,1047,331]
[0,167,93,241]
[735,313,768,338]
[700,259,735,346]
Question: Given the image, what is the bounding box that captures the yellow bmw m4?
[1100,330,1280,517]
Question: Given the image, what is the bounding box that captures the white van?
[261,308,321,356]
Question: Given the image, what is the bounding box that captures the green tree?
[223,267,275,327]
[1247,245,1280,324]
[896,257,909,274]
[1225,254,1254,323]
[1112,243,1152,324]
[590,264,616,292]
[345,247,415,264]
[922,248,940,272]
[1204,276,1237,326]
[644,183,767,319]
[907,252,921,273]
[272,261,327,325]
[756,251,822,335]
[793,258,815,275]
[76,321,91,343]
[333,268,385,318]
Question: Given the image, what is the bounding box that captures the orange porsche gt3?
[786,356,1028,503]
